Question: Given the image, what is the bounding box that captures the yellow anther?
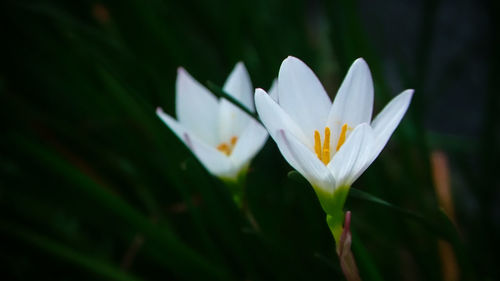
[313,125,349,164]
[314,127,331,165]
[322,127,331,165]
[314,130,322,161]
[217,136,238,156]
[217,143,231,156]
[230,136,238,146]
[336,123,348,152]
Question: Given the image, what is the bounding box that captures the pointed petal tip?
[353,57,366,63]
[254,88,267,95]
[254,88,273,110]
[281,56,306,70]
[402,89,415,97]
[283,55,302,64]
[177,67,186,75]
[228,62,247,77]
[156,107,164,115]
[394,89,414,106]
[254,88,270,102]
[176,67,193,83]
[230,61,249,75]
[351,57,369,70]
[234,61,245,69]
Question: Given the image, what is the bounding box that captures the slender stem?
[319,185,350,246]
[224,172,261,232]
[224,171,246,209]
[327,212,345,249]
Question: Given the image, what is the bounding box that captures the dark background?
[1,0,499,280]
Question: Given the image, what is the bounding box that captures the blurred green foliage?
[1,0,499,280]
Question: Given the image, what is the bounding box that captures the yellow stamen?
[314,127,332,165]
[217,136,238,156]
[217,143,231,156]
[336,123,348,152]
[314,130,322,161]
[322,127,331,165]
[230,136,238,146]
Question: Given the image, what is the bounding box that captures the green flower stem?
[223,170,260,232]
[327,212,345,246]
[223,169,248,209]
[316,185,351,247]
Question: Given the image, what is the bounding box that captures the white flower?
[157,63,271,181]
[254,56,413,216]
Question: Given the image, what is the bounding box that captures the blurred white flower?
[255,56,413,226]
[157,63,271,181]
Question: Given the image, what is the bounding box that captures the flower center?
[217,136,238,156]
[314,124,349,165]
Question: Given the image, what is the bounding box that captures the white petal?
[254,88,311,148]
[268,79,279,102]
[278,56,331,137]
[343,126,376,186]
[328,123,374,188]
[219,100,252,143]
[276,129,335,194]
[371,89,413,158]
[219,62,254,142]
[157,107,186,141]
[156,108,236,179]
[185,130,239,180]
[327,58,374,144]
[176,68,219,146]
[229,119,268,169]
[223,62,254,110]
